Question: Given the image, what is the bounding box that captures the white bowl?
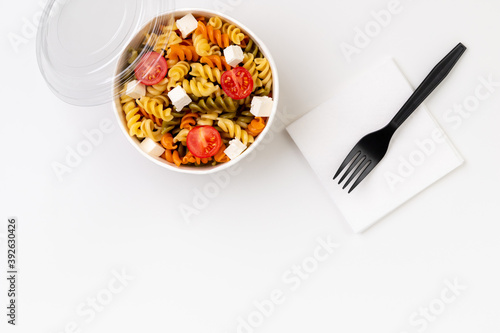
[113,8,279,175]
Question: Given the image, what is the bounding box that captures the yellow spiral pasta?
[137,96,173,122]
[153,94,170,107]
[197,112,219,126]
[152,31,182,54]
[146,77,169,96]
[255,58,273,96]
[182,78,219,97]
[217,118,255,146]
[173,128,190,145]
[208,16,223,30]
[167,61,190,90]
[209,44,222,56]
[161,21,178,33]
[189,63,222,83]
[222,23,246,45]
[166,59,179,68]
[189,95,238,113]
[192,32,212,56]
[243,53,263,91]
[140,119,163,142]
[121,95,145,138]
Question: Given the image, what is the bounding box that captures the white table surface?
[1,0,499,332]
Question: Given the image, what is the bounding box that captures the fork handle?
[389,43,467,130]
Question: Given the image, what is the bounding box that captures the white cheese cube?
[223,45,244,67]
[176,14,198,38]
[140,138,165,157]
[250,96,274,117]
[125,80,146,99]
[224,138,247,160]
[168,86,192,111]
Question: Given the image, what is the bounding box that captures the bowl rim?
[113,7,280,175]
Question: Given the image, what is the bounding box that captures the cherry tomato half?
[221,67,254,100]
[187,126,222,159]
[134,52,168,86]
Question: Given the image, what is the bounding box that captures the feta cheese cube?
[224,138,247,160]
[168,86,192,111]
[140,138,165,157]
[250,96,274,117]
[125,80,146,99]
[223,45,244,67]
[176,14,198,38]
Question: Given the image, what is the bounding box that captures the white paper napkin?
[286,60,464,233]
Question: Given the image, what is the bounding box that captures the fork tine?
[348,161,376,193]
[343,159,371,190]
[333,149,361,180]
[338,154,366,184]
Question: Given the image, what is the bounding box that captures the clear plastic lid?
[37,0,176,106]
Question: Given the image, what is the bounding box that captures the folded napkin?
[286,60,464,233]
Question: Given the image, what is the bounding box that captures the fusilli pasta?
[120,13,274,168]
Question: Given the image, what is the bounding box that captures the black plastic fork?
[334,43,467,193]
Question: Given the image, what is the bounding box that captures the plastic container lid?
[37,0,176,106]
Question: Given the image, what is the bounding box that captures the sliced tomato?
[134,52,168,86]
[221,67,254,100]
[187,126,222,159]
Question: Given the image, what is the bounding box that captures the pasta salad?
[120,13,274,167]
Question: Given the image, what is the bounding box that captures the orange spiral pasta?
[247,117,266,136]
[165,149,183,167]
[161,134,178,150]
[214,144,231,163]
[180,113,199,130]
[167,45,199,62]
[198,156,212,164]
[164,149,174,163]
[200,55,232,71]
[182,151,197,165]
[180,39,193,46]
[195,21,230,49]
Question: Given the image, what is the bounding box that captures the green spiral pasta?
[189,95,238,113]
[244,39,262,58]
[236,110,254,128]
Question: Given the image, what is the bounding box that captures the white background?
[1,0,500,332]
